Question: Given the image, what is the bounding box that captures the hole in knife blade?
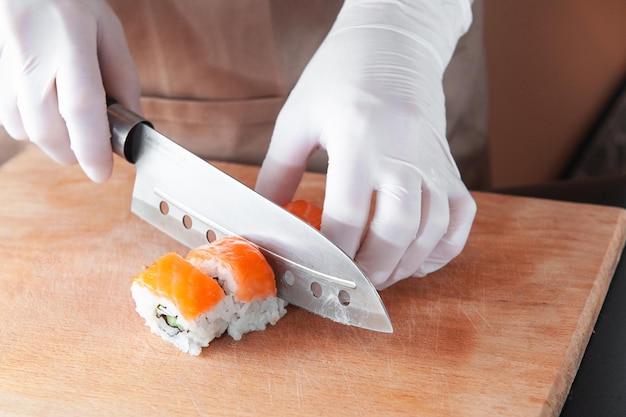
[182,215,193,229]
[310,282,322,298]
[338,290,350,306]
[206,229,217,242]
[283,270,295,286]
[159,201,169,215]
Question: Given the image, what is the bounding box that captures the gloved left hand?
[256,0,477,290]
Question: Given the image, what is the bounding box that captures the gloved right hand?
[0,0,141,182]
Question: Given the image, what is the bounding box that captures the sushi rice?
[131,283,234,356]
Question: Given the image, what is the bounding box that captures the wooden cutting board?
[2,146,625,417]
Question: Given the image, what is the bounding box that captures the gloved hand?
[256,0,477,290]
[0,0,141,182]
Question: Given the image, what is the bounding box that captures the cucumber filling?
[155,304,185,336]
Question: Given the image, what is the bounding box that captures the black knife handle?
[106,96,153,163]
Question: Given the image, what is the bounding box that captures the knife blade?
[107,100,393,333]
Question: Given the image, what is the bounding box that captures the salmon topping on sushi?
[283,200,322,230]
[132,252,225,321]
[186,236,276,303]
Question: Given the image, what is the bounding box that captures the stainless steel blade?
[108,103,393,333]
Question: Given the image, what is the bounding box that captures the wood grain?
[1,145,625,417]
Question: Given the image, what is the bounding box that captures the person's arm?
[0,0,141,182]
[255,0,476,289]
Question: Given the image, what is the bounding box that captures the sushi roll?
[186,236,287,341]
[131,252,234,356]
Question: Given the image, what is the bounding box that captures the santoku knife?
[107,99,393,333]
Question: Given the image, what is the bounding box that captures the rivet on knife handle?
[106,96,153,163]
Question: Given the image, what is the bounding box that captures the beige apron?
[108,0,489,189]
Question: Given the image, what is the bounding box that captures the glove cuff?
[331,0,473,70]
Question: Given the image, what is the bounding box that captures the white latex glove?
[0,0,141,182]
[256,0,477,290]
